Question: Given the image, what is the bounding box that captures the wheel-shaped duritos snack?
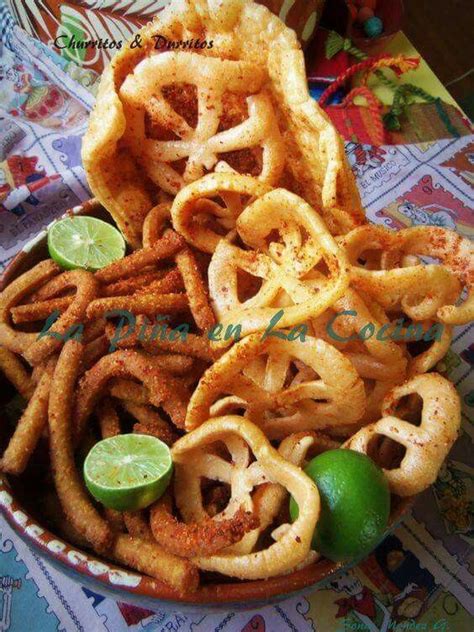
[341,225,473,324]
[310,288,409,426]
[171,172,272,253]
[344,373,461,497]
[82,0,364,247]
[186,333,366,438]
[208,188,349,340]
[120,52,285,194]
[172,415,320,579]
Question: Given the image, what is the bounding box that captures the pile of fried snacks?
[0,0,471,596]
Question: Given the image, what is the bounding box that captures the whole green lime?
[289,449,390,562]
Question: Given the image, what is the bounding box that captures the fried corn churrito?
[10,296,74,324]
[0,347,34,400]
[1,358,55,474]
[112,534,199,594]
[1,266,98,366]
[86,293,189,320]
[150,494,259,558]
[95,230,184,283]
[172,416,320,580]
[75,350,189,436]
[0,260,59,355]
[345,373,461,496]
[97,397,121,439]
[48,340,113,552]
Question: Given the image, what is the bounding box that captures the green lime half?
[83,434,173,511]
[290,449,390,563]
[48,216,126,271]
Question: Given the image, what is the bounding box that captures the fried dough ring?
[119,52,284,194]
[311,288,407,383]
[171,172,271,253]
[344,373,461,496]
[342,225,473,324]
[142,202,173,249]
[407,323,453,376]
[186,334,366,438]
[208,189,349,340]
[172,416,320,580]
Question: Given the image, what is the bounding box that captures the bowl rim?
[0,199,414,608]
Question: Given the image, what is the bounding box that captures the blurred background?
[400,0,473,119]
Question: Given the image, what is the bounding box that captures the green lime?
[83,434,173,511]
[48,216,126,271]
[290,449,390,562]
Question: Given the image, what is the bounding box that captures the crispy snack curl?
[208,189,349,340]
[344,374,461,496]
[82,0,363,246]
[119,52,284,194]
[186,333,365,438]
[171,172,271,253]
[341,225,473,325]
[172,415,320,579]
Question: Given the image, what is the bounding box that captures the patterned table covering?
[0,5,473,632]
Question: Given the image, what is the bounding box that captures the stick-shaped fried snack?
[24,270,99,366]
[97,397,121,439]
[48,340,112,552]
[95,231,184,283]
[0,348,34,400]
[1,357,56,474]
[0,260,59,355]
[112,534,199,594]
[10,297,74,324]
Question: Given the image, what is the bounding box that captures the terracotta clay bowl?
[0,200,414,612]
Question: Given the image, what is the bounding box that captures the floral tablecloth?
[1,4,473,632]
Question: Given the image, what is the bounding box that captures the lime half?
[84,434,173,511]
[48,216,126,271]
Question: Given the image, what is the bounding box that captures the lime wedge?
[48,216,126,271]
[83,434,173,511]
